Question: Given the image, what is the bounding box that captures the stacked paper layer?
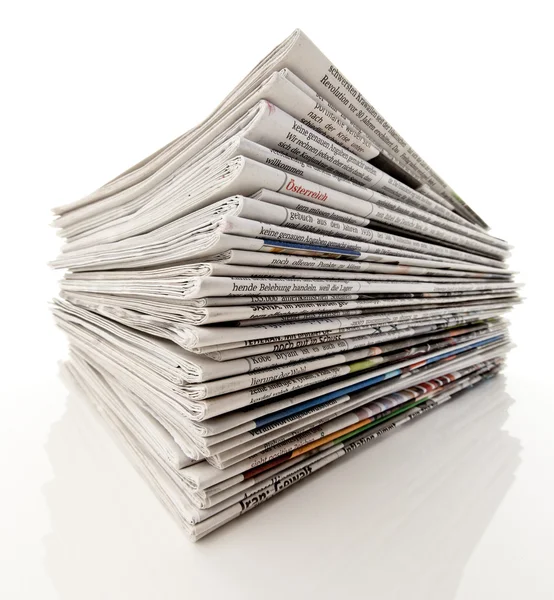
[51,29,519,541]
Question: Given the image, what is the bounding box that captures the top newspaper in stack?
[53,30,491,230]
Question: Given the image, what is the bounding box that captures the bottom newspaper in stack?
[54,271,515,540]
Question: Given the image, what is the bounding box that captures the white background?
[1,1,553,598]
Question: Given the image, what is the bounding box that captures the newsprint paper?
[51,29,520,540]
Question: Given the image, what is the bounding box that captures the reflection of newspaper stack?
[51,29,520,541]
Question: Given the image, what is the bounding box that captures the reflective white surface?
[2,2,553,598]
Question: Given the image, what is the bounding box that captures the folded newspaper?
[52,29,519,541]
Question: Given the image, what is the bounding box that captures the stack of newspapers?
[52,29,519,541]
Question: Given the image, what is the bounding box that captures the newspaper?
[59,101,485,246]
[171,278,517,300]
[60,270,511,308]
[201,338,505,458]
[182,346,509,492]
[213,247,505,272]
[53,170,508,271]
[57,304,508,427]
[54,31,486,228]
[60,288,511,358]
[206,317,507,361]
[54,298,509,390]
[58,285,517,325]
[66,337,505,472]
[62,350,506,538]
[50,29,520,540]
[53,298,502,378]
[188,336,510,421]
[209,358,493,468]
[58,318,506,472]
[62,259,512,299]
[233,300,515,327]
[50,99,508,258]
[197,332,507,461]
[58,286,516,348]
[191,309,510,355]
[61,189,508,267]
[179,350,502,488]
[54,300,507,406]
